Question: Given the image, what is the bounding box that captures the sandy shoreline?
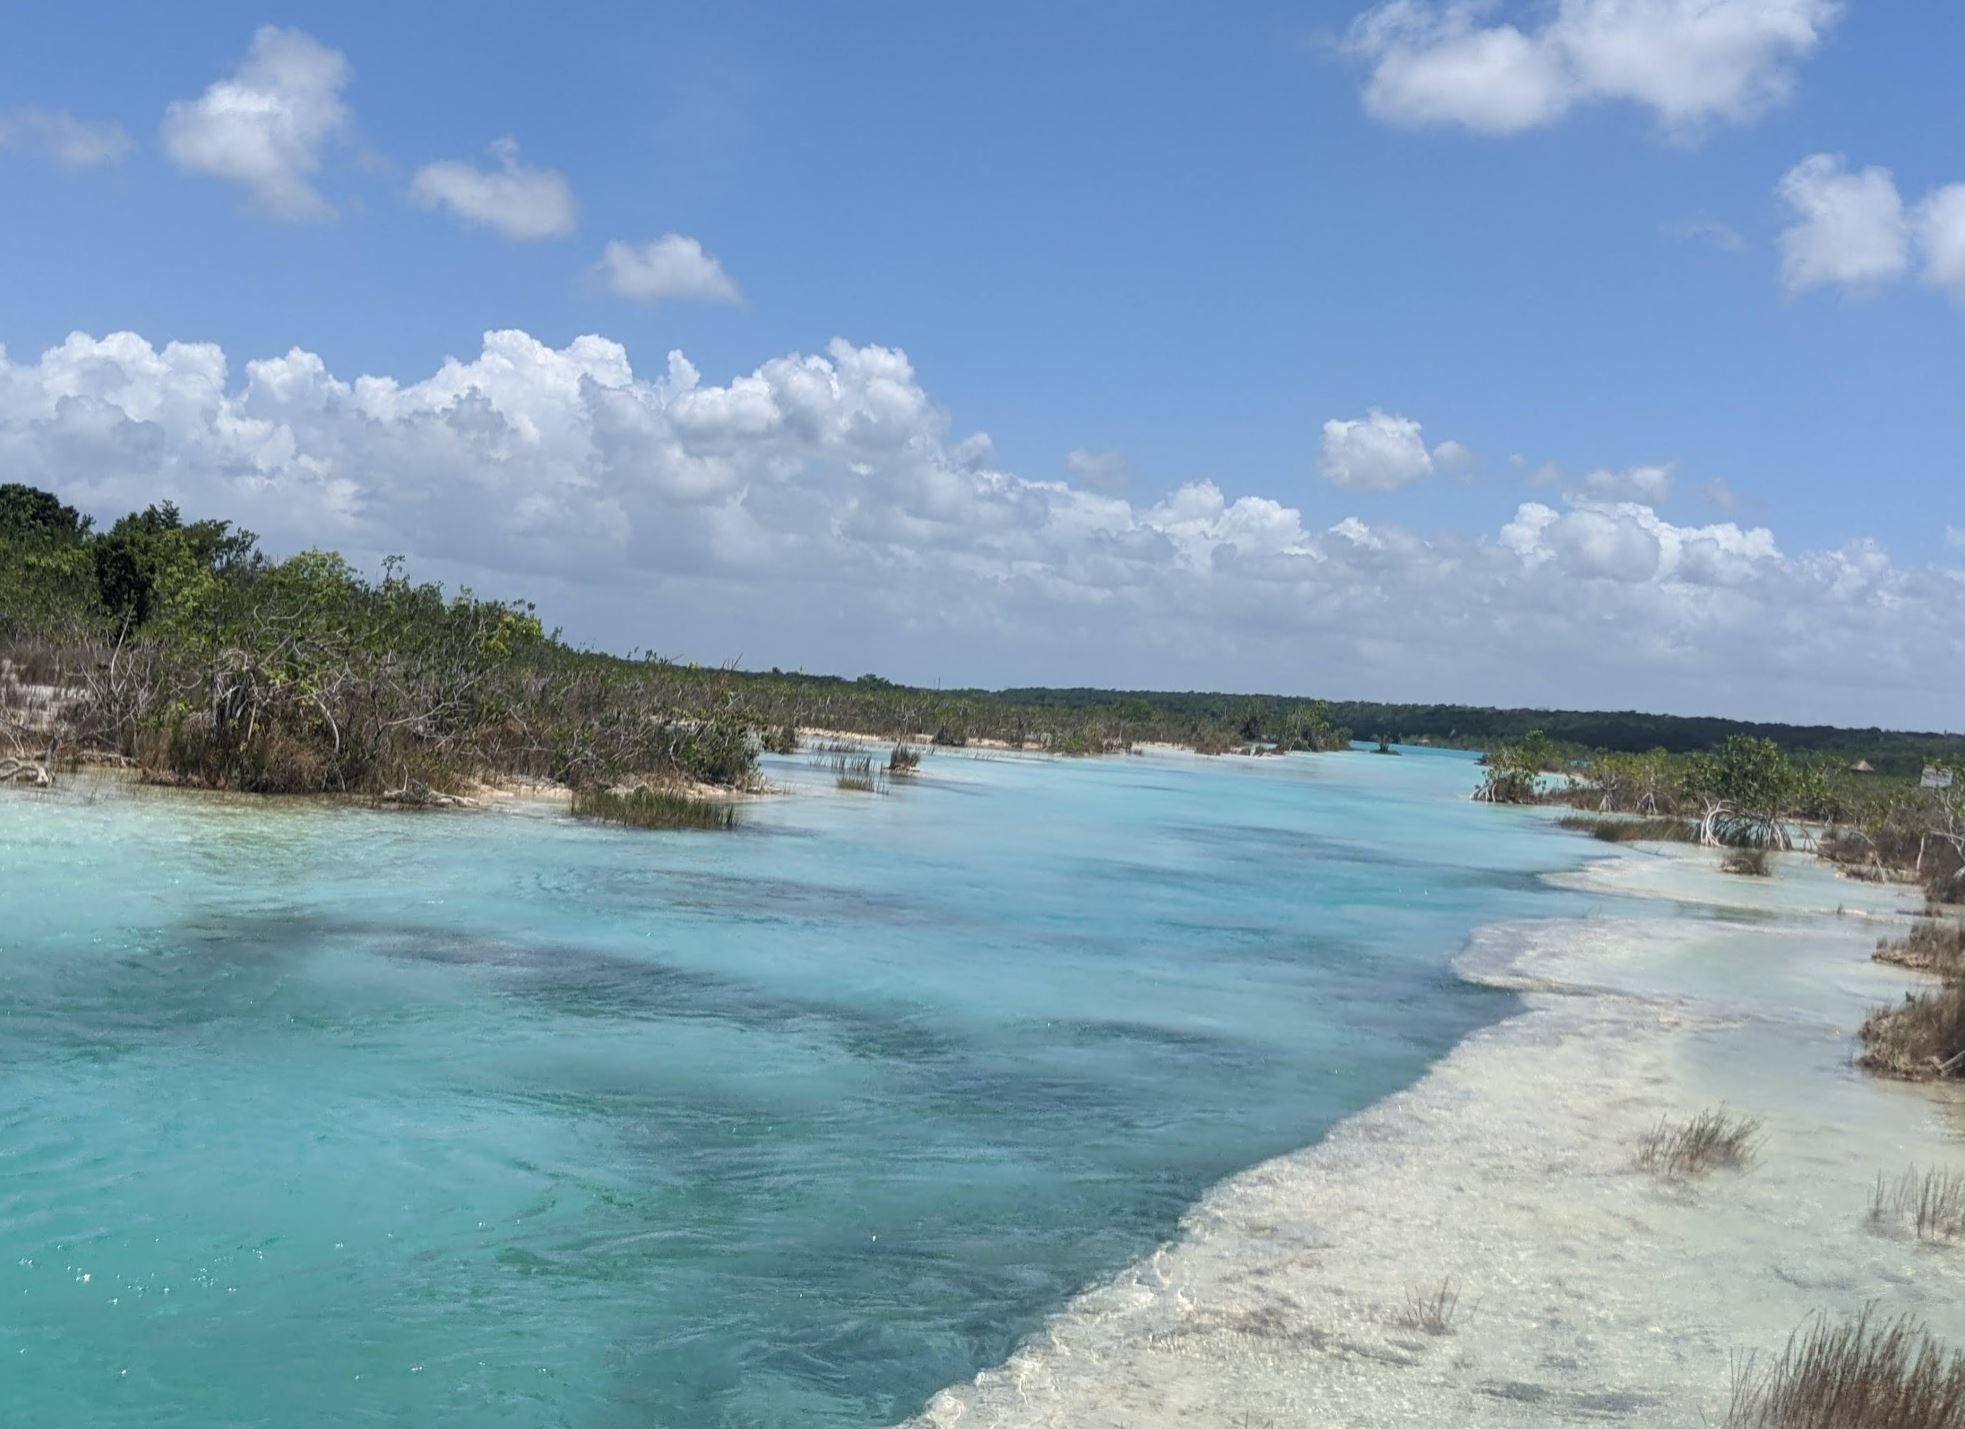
[910,843,1965,1427]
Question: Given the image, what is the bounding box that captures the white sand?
[911,845,1965,1427]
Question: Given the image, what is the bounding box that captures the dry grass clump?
[1390,1277,1461,1336]
[1860,984,1965,1081]
[570,784,738,830]
[1725,1307,1965,1428]
[1723,847,1774,877]
[830,751,888,794]
[1870,1166,1965,1241]
[1636,1108,1761,1179]
[1557,814,1698,843]
[888,743,922,776]
[1875,919,1965,977]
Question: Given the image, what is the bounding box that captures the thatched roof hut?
[1849,759,1876,774]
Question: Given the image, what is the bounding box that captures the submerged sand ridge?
[911,844,1965,1427]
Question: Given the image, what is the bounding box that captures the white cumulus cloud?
[1776,154,1909,295]
[2,326,1959,725]
[599,235,742,305]
[1319,409,1456,492]
[1776,153,1909,296]
[1915,184,1965,306]
[161,26,351,219]
[1770,158,1965,309]
[0,108,133,167]
[1346,0,1840,137]
[411,139,577,240]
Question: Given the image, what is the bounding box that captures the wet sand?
[913,843,1965,1427]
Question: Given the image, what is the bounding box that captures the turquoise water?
[1,748,1586,1426]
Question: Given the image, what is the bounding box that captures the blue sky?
[1,3,1960,723]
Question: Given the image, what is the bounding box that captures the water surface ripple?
[0,748,1583,1425]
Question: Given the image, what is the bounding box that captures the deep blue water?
[0,746,1585,1425]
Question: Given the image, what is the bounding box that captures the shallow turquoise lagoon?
[1,748,1586,1426]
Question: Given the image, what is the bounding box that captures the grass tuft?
[888,744,922,776]
[1557,814,1698,843]
[570,784,737,831]
[1871,1166,1965,1241]
[830,751,888,794]
[1391,1277,1461,1335]
[1636,1108,1761,1179]
[1725,1307,1965,1429]
[1724,847,1774,877]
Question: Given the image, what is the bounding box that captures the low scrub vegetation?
[1482,733,1837,855]
[888,744,922,776]
[570,785,739,831]
[1871,1166,1965,1242]
[1636,1108,1761,1179]
[1477,723,1965,903]
[0,487,764,799]
[1875,919,1965,977]
[9,481,1964,841]
[1725,1308,1965,1429]
[1861,985,1965,1081]
[1556,814,1698,843]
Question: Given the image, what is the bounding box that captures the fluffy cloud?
[1582,463,1674,503]
[1772,158,1965,307]
[2,326,1959,725]
[599,235,742,304]
[1776,154,1909,295]
[410,139,577,240]
[1916,185,1965,305]
[1319,409,1459,491]
[1431,438,1472,469]
[1346,0,1839,137]
[0,108,133,167]
[161,27,351,219]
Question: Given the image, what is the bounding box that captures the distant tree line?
[992,687,1963,778]
[5,481,1956,803]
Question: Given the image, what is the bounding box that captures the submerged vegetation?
[570,785,740,831]
[831,752,887,794]
[1636,1108,1761,1179]
[1723,847,1774,878]
[1870,1166,1965,1242]
[1725,1308,1965,1429]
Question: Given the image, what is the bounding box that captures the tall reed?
[1725,1308,1965,1428]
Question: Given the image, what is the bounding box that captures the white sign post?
[1922,766,1955,791]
